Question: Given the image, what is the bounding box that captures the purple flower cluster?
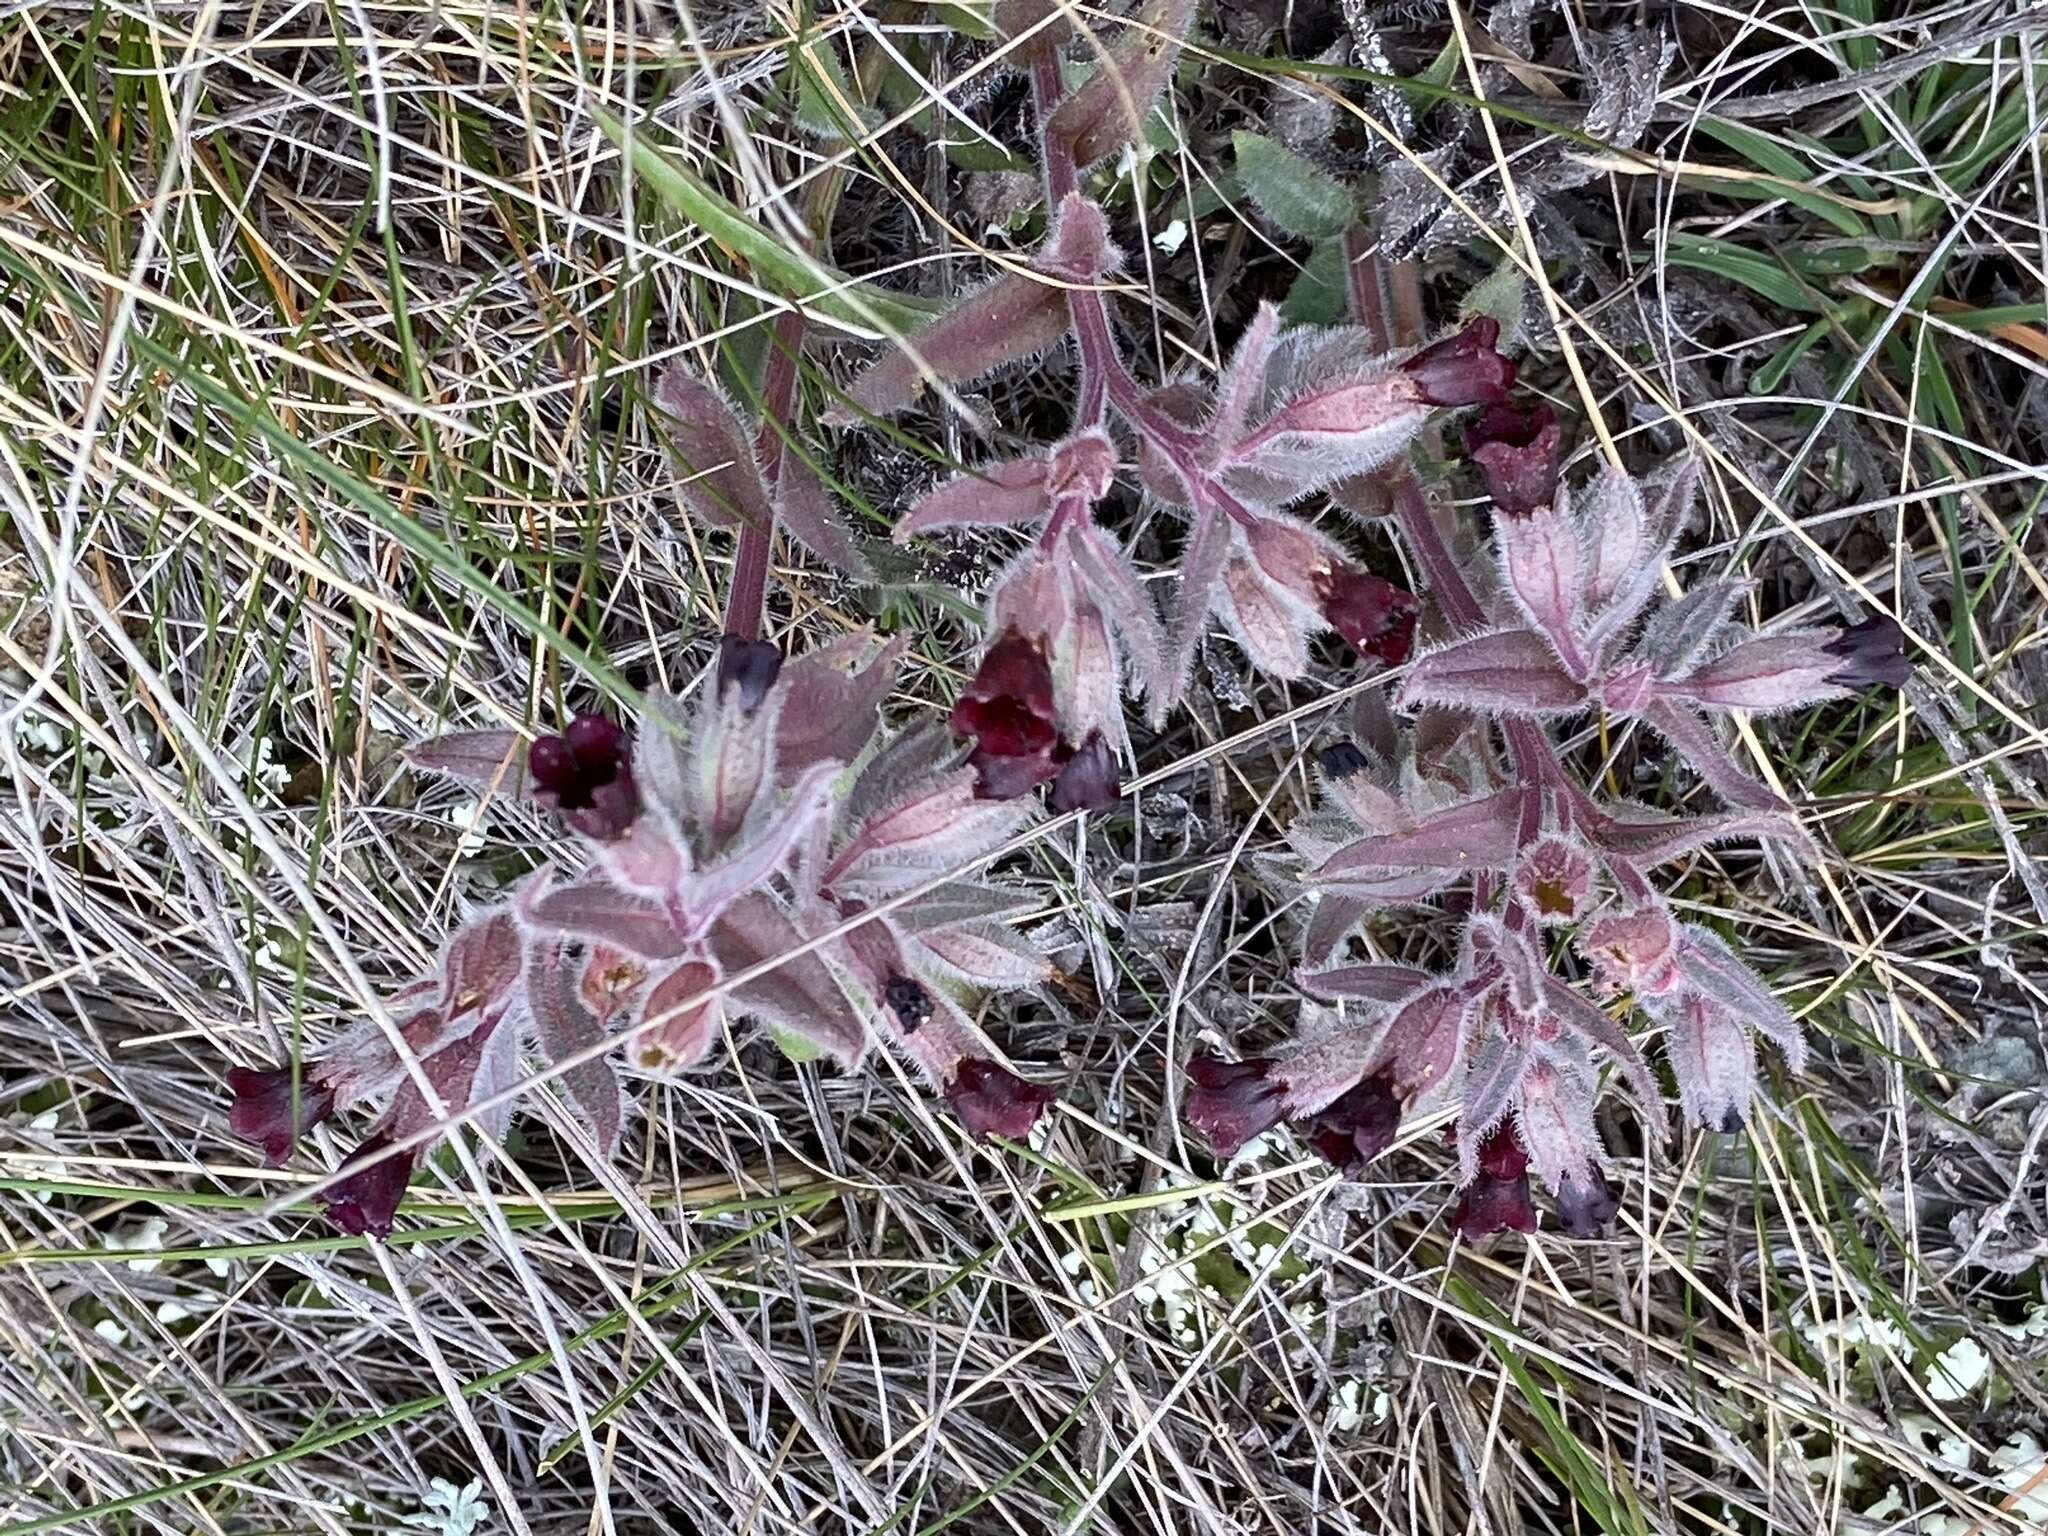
[1173,325,1910,1237]
[219,0,1906,1264]
[232,637,1061,1238]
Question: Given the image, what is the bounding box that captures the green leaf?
[1750,317,1832,394]
[1232,130,1354,242]
[1459,256,1526,347]
[1782,244,1880,278]
[932,0,994,39]
[591,107,938,336]
[792,37,880,143]
[1693,120,1870,238]
[773,1027,825,1064]
[1660,235,1826,314]
[1279,236,1350,324]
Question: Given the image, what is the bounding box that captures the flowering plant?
[222,0,1908,1243]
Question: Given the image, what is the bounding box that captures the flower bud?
[717,634,783,713]
[951,630,1062,799]
[1555,1166,1621,1237]
[1822,614,1911,688]
[885,974,934,1033]
[1464,401,1561,517]
[1319,566,1420,666]
[227,1066,337,1167]
[1184,1054,1286,1159]
[1400,318,1517,407]
[323,1131,418,1239]
[1303,1072,1401,1175]
[529,712,639,840]
[1451,1123,1536,1238]
[1051,732,1120,814]
[1318,739,1371,780]
[945,1058,1056,1142]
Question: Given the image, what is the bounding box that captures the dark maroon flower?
[1555,1167,1621,1237]
[1464,401,1561,518]
[1319,566,1420,665]
[1184,1054,1286,1159]
[322,1131,418,1240]
[945,1058,1056,1142]
[227,1065,337,1167]
[717,634,784,712]
[529,712,638,839]
[951,630,1061,799]
[885,974,933,1033]
[1050,732,1120,814]
[1452,1123,1537,1239]
[1823,615,1911,689]
[1304,1072,1401,1175]
[1401,318,1517,408]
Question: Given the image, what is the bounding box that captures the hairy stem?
[1031,49,1112,427]
[1344,228,1622,850]
[1030,50,1080,211]
[721,307,807,642]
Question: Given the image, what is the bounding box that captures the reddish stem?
[1030,50,1080,211]
[1345,230,1624,855]
[1342,225,1393,352]
[723,308,807,642]
[1032,49,1113,430]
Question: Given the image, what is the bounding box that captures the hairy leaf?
[1233,131,1355,241]
[1676,926,1807,1072]
[406,730,530,796]
[680,761,837,936]
[1298,963,1435,1004]
[1068,524,1164,699]
[915,922,1052,988]
[1313,788,1528,878]
[839,273,1069,420]
[1496,502,1587,674]
[1044,0,1197,169]
[775,452,874,579]
[710,894,865,1065]
[1457,1029,1533,1184]
[528,878,686,961]
[1398,628,1588,716]
[1638,578,1752,679]
[441,912,523,1020]
[1541,978,1664,1135]
[776,632,905,784]
[1158,499,1233,718]
[1217,555,1313,677]
[528,945,623,1156]
[656,367,774,534]
[1662,632,1844,714]
[895,456,1051,539]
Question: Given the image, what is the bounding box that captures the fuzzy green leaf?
[1232,130,1355,242]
